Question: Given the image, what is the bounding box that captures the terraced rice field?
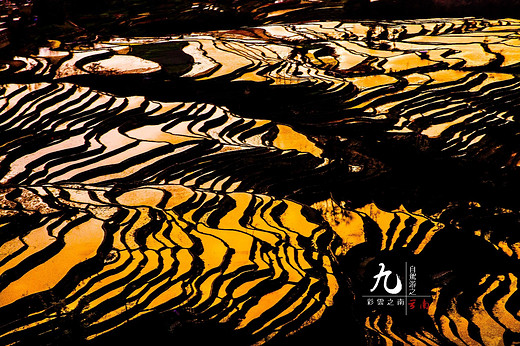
[1,16,520,345]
